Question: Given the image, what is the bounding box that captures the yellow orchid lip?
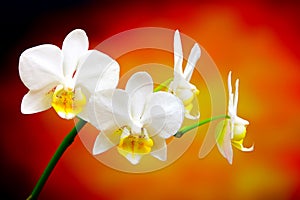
[51,85,86,119]
[232,124,247,141]
[183,88,199,113]
[118,134,154,155]
[183,94,194,106]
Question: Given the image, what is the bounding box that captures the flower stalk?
[153,77,173,92]
[174,114,230,138]
[27,118,87,200]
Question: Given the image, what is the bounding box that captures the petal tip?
[68,29,87,37]
[228,157,233,165]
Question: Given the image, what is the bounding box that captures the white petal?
[126,72,153,119]
[228,73,239,127]
[228,71,233,99]
[143,105,165,135]
[177,88,193,102]
[142,92,184,138]
[19,44,63,91]
[92,133,116,155]
[124,153,142,165]
[75,50,119,94]
[75,86,89,122]
[89,91,124,155]
[73,51,120,121]
[170,74,182,93]
[234,79,239,114]
[235,116,249,125]
[62,29,89,77]
[227,71,234,113]
[111,89,132,128]
[88,89,119,133]
[21,84,55,114]
[171,71,192,94]
[183,43,201,82]
[88,89,132,140]
[228,94,235,117]
[77,108,89,122]
[177,76,193,90]
[75,50,120,122]
[216,120,233,164]
[150,135,167,161]
[167,80,175,93]
[227,71,235,138]
[174,30,184,76]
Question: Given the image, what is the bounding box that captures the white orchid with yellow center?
[168,30,201,120]
[216,71,254,164]
[89,72,184,165]
[19,29,119,120]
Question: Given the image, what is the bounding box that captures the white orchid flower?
[89,72,184,165]
[19,29,120,120]
[168,30,201,120]
[216,71,254,164]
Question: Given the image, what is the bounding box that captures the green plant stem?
[174,115,230,138]
[27,118,87,200]
[154,78,173,92]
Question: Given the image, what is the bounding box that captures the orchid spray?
[20,28,253,199]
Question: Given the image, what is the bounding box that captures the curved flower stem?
[154,77,173,92]
[174,115,230,138]
[27,118,87,200]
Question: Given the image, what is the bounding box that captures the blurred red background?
[1,0,300,199]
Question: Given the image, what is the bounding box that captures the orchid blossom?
[19,29,119,120]
[168,30,201,119]
[216,71,254,164]
[89,72,184,165]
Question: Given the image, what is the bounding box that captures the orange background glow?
[1,0,300,199]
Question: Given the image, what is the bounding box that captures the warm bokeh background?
[1,0,300,199]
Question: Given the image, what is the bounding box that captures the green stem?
[174,115,230,138]
[27,118,87,200]
[154,77,173,92]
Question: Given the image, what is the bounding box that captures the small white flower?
[169,30,201,120]
[89,72,184,165]
[216,71,254,164]
[19,29,119,120]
